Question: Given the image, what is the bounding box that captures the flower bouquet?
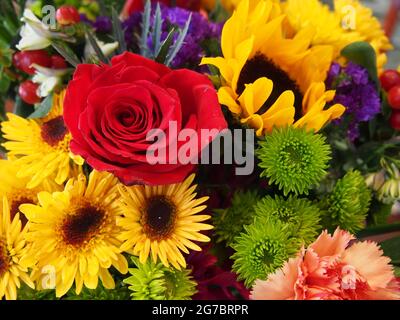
[0,0,399,301]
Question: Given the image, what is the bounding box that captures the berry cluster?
[380,69,400,130]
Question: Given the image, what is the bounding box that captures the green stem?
[356,223,400,238]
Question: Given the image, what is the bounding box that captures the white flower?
[17,9,52,51]
[16,9,72,51]
[32,64,69,97]
[84,37,119,60]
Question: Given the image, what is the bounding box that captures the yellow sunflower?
[20,171,128,297]
[334,0,392,71]
[0,159,61,228]
[117,174,212,270]
[0,196,35,300]
[1,90,84,189]
[201,0,345,136]
[281,0,361,57]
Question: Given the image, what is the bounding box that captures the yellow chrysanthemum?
[201,0,345,136]
[1,90,84,189]
[0,159,61,228]
[334,0,392,71]
[118,174,212,270]
[0,196,35,300]
[20,171,128,297]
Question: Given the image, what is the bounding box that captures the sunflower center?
[62,205,105,247]
[237,53,303,119]
[41,116,69,147]
[144,196,176,239]
[0,240,10,276]
[9,194,35,228]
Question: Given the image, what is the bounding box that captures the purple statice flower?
[93,16,112,33]
[122,4,222,68]
[80,14,113,33]
[326,62,381,141]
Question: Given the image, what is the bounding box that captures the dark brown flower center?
[237,53,303,120]
[0,240,9,276]
[62,205,105,247]
[10,196,33,228]
[41,116,68,146]
[143,196,176,239]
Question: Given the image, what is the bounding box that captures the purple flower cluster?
[326,62,381,141]
[80,14,113,33]
[122,4,222,68]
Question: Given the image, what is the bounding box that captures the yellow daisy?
[334,0,392,71]
[0,159,61,227]
[1,90,84,189]
[117,174,212,270]
[0,196,35,300]
[201,0,345,136]
[20,171,128,297]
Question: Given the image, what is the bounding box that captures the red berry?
[13,50,52,75]
[380,69,400,91]
[19,81,41,105]
[51,55,68,69]
[56,5,80,25]
[388,85,400,110]
[390,110,400,131]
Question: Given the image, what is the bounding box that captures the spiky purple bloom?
[122,4,222,68]
[326,62,381,141]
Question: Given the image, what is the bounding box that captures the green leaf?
[0,70,10,93]
[14,96,33,118]
[111,8,127,54]
[165,14,192,67]
[29,94,53,119]
[85,29,110,64]
[140,0,152,57]
[51,41,81,67]
[341,41,379,88]
[152,4,163,57]
[395,267,400,277]
[0,47,12,67]
[357,222,400,238]
[155,28,177,64]
[380,237,400,265]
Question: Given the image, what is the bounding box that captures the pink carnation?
[251,228,400,300]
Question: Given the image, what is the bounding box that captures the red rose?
[122,0,201,17]
[64,52,226,185]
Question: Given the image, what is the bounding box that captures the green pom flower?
[257,126,331,196]
[123,257,197,300]
[213,190,260,246]
[254,196,322,245]
[231,218,299,288]
[320,170,372,233]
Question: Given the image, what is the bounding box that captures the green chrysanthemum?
[320,170,372,233]
[231,218,299,288]
[213,190,260,246]
[254,196,322,245]
[257,126,331,196]
[123,257,197,300]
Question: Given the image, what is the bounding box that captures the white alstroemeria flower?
[32,64,69,97]
[84,37,119,60]
[17,9,72,51]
